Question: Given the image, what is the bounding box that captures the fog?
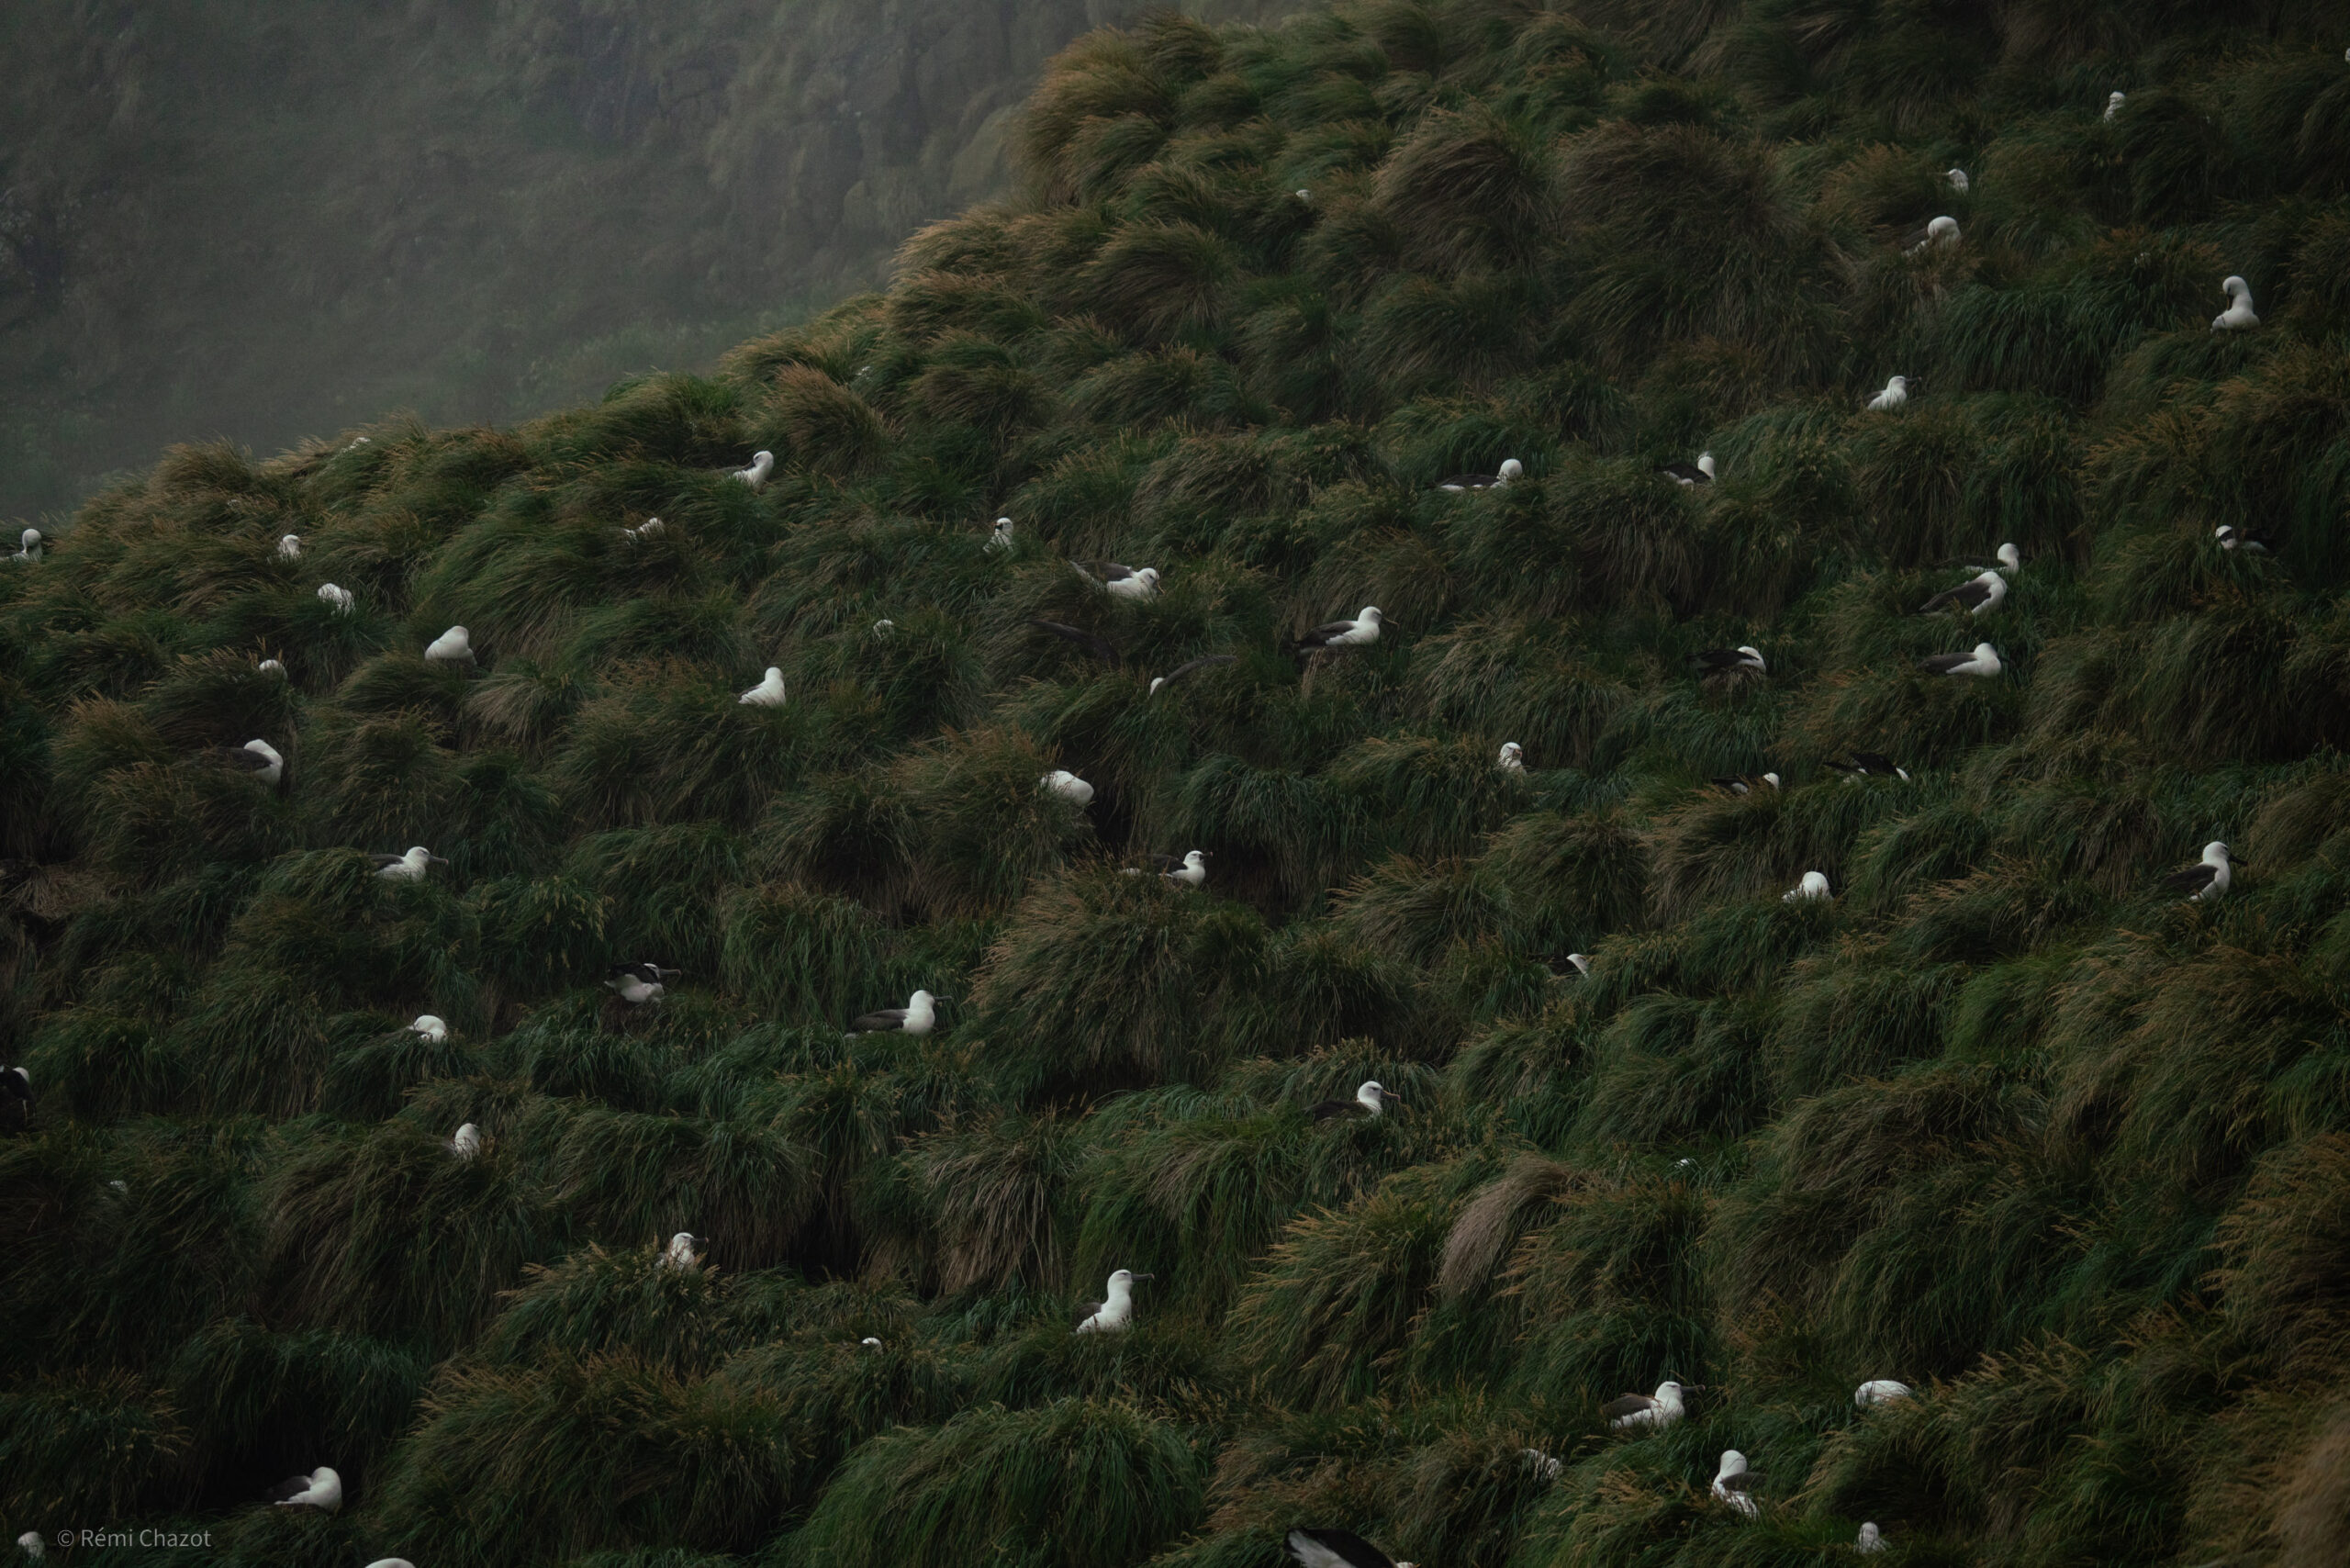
[0,0,1271,522]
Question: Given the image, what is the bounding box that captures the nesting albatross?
[1075,1268,1154,1333]
[373,846,448,881]
[2164,841,2242,902]
[850,990,936,1036]
[268,1468,342,1511]
[1287,1528,1416,1568]
[1919,642,2001,678]
[1309,1081,1398,1120]
[1603,1380,1689,1431]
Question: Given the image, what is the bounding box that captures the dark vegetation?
[7,0,2350,1563]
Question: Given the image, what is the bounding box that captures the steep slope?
[6,2,2350,1567]
[0,0,1279,520]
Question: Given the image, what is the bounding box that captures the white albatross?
[1309,1081,1398,1120]
[1919,642,2001,678]
[1157,849,1209,887]
[1785,871,1831,902]
[19,1536,46,1563]
[317,583,354,615]
[1040,769,1095,806]
[622,517,664,542]
[1857,1522,1886,1554]
[1907,215,1961,255]
[1299,608,1384,650]
[449,1123,482,1160]
[410,1014,448,1042]
[987,516,1014,553]
[658,1231,706,1270]
[8,528,42,563]
[2164,841,2242,902]
[1498,741,1525,771]
[373,846,447,881]
[2215,524,2272,553]
[606,962,679,1004]
[268,1467,342,1511]
[731,451,774,489]
[258,657,285,676]
[1866,375,1909,411]
[1919,568,2007,616]
[1946,167,1969,193]
[1854,1379,1913,1408]
[277,533,302,559]
[1950,541,2022,577]
[1603,1380,1689,1431]
[424,625,475,662]
[214,738,285,786]
[738,666,788,706]
[1075,1268,1154,1334]
[1710,1450,1761,1518]
[2212,275,2260,331]
[2105,90,2126,119]
[1438,457,1523,491]
[1660,453,1717,486]
[850,990,936,1036]
[1286,1528,1416,1568]
[1078,561,1162,599]
[1560,953,1593,979]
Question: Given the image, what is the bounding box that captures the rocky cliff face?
[0,0,1280,519]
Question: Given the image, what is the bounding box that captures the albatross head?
[1498,457,1524,482]
[2221,274,2250,300]
[1358,1080,1397,1112]
[1716,1450,1749,1480]
[1360,607,1384,626]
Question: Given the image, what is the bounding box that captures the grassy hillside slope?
[7,0,2350,1564]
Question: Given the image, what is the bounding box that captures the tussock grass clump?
[775,1397,1206,1568]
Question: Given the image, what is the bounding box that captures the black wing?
[2161,864,2217,892]
[1288,1527,1397,1568]
[1078,560,1137,582]
[1299,620,1358,647]
[367,853,406,868]
[263,1475,313,1502]
[1436,473,1497,491]
[1027,620,1119,664]
[1075,1299,1104,1326]
[1919,653,1970,674]
[1659,463,1709,485]
[1848,751,1899,774]
[1919,580,1989,613]
[1308,1099,1359,1121]
[1692,648,1745,669]
[849,1008,909,1032]
[1599,1394,1656,1418]
[213,745,273,772]
[2,1068,32,1103]
[1710,777,1751,795]
[1155,654,1237,688]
